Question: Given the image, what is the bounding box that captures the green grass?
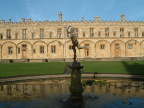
[81,61,144,74]
[0,61,144,78]
[0,62,66,78]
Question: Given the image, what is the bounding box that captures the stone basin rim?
[0,74,144,83]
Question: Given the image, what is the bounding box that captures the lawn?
[0,61,144,78]
[81,61,144,74]
[0,62,66,78]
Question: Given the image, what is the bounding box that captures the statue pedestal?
[69,61,84,102]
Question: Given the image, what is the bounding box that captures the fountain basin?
[0,78,144,108]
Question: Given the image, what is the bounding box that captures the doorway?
[22,49,27,58]
[114,47,120,57]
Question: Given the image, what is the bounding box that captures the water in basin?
[0,78,144,108]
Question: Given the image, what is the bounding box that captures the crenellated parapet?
[1,13,144,26]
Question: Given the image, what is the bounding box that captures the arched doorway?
[114,43,121,57]
[22,44,27,58]
[84,44,89,57]
[22,49,27,58]
[111,40,125,57]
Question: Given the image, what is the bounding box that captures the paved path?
[0,74,144,83]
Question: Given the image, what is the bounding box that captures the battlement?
[0,13,144,25]
[0,19,144,24]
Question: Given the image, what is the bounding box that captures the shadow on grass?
[122,61,144,80]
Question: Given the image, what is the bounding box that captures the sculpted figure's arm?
[67,26,88,50]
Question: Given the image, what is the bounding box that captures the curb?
[0,74,144,83]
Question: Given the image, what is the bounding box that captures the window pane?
[40,46,44,53]
[51,46,56,53]
[8,47,13,54]
[128,44,133,49]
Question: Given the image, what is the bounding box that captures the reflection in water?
[0,79,144,108]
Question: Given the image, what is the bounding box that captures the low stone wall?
[0,57,144,63]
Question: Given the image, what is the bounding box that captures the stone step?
[29,59,46,63]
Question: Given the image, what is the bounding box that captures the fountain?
[0,26,144,108]
[67,26,88,102]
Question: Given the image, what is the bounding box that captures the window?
[142,32,144,37]
[22,29,27,39]
[0,34,3,39]
[22,44,27,49]
[85,44,89,47]
[50,32,52,38]
[98,32,101,37]
[8,47,13,54]
[85,44,89,56]
[74,28,78,37]
[100,44,105,49]
[57,28,62,38]
[128,44,133,49]
[15,33,18,39]
[105,28,109,37]
[120,28,124,37]
[113,32,116,37]
[134,28,138,37]
[83,32,85,37]
[115,43,119,47]
[7,29,11,39]
[18,47,20,54]
[69,45,73,50]
[51,45,56,53]
[90,28,94,37]
[32,33,34,39]
[40,46,44,53]
[33,49,36,53]
[128,32,130,37]
[40,29,44,38]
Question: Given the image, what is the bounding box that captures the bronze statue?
[67,26,88,62]
[67,26,86,101]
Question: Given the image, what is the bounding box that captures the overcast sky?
[0,0,144,22]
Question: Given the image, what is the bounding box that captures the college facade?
[0,13,144,62]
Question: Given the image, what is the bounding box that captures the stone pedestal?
[69,61,84,102]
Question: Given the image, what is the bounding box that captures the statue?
[67,26,88,62]
[67,26,88,102]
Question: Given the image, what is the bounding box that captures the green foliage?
[82,79,112,87]
[94,80,112,86]
[82,80,95,86]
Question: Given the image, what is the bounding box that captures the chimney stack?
[95,16,100,21]
[82,16,84,21]
[8,19,11,23]
[21,18,25,23]
[121,14,125,22]
[27,18,31,22]
[58,12,62,22]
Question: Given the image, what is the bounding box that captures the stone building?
[0,12,144,62]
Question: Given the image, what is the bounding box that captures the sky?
[0,0,144,22]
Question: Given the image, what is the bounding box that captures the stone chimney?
[21,18,25,23]
[27,18,31,22]
[95,16,100,21]
[82,16,84,21]
[8,19,11,23]
[121,14,125,22]
[58,12,62,22]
